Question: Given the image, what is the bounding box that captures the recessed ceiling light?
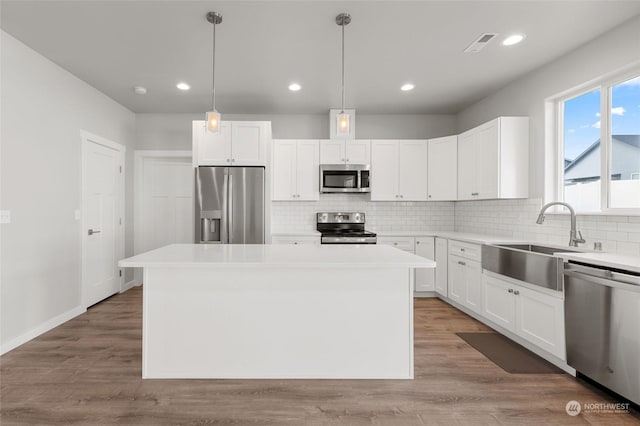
[176,82,191,91]
[133,86,147,95]
[400,83,415,92]
[288,83,301,92]
[502,34,525,46]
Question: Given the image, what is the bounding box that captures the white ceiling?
[2,1,640,115]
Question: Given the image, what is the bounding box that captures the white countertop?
[560,252,640,274]
[119,244,436,269]
[375,230,524,245]
[271,231,320,237]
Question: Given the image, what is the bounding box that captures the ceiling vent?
[464,33,498,53]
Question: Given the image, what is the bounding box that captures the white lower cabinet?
[434,238,448,296]
[482,274,516,332]
[377,236,415,253]
[415,237,435,292]
[482,274,565,360]
[271,236,319,245]
[447,241,482,314]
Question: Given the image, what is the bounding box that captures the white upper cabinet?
[319,140,371,164]
[457,117,528,200]
[427,136,457,201]
[193,121,269,166]
[370,140,399,201]
[371,140,428,201]
[272,140,319,201]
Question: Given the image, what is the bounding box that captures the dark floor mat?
[456,332,564,374]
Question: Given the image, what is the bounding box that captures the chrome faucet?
[536,202,585,247]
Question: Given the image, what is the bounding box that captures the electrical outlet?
[0,210,11,224]
[74,209,81,221]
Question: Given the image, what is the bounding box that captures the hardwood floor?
[1,287,638,425]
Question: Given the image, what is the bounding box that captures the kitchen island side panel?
[142,266,413,379]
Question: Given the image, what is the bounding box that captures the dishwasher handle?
[564,265,640,293]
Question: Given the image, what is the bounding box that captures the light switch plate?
[0,210,11,224]
[74,209,81,221]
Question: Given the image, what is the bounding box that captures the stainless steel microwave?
[320,164,371,193]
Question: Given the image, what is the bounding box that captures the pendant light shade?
[336,13,351,137]
[206,12,222,133]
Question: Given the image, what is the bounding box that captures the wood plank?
[1,287,637,425]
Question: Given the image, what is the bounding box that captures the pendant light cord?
[341,21,345,113]
[211,18,216,111]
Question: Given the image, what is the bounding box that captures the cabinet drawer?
[271,236,319,245]
[448,240,481,261]
[378,236,415,253]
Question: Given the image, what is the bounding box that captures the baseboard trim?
[0,305,86,355]
[121,279,141,292]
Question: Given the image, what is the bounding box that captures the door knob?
[88,229,101,235]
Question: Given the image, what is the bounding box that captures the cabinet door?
[515,286,565,359]
[482,275,516,332]
[196,121,232,166]
[377,236,415,253]
[457,130,476,200]
[448,255,465,303]
[271,140,296,201]
[434,238,448,296]
[295,140,320,201]
[319,140,345,164]
[464,260,482,314]
[428,136,457,201]
[475,120,500,199]
[415,237,435,292]
[231,122,266,165]
[345,140,371,164]
[370,140,399,201]
[398,140,428,201]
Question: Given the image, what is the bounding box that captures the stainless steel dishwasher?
[564,262,640,405]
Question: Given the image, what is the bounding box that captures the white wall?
[454,15,640,254]
[456,14,640,198]
[0,31,136,351]
[136,113,457,151]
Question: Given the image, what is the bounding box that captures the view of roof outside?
[562,74,640,211]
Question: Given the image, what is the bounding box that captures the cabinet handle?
[394,242,398,246]
[428,194,432,198]
[400,195,403,198]
[395,195,399,198]
[460,248,465,252]
[227,158,231,163]
[458,261,466,266]
[471,192,479,196]
[514,290,520,295]
[508,288,514,293]
[294,242,298,245]
[416,241,420,245]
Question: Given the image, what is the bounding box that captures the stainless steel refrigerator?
[195,166,265,244]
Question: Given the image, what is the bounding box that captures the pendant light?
[336,13,351,137]
[206,12,222,133]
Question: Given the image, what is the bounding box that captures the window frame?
[547,65,640,215]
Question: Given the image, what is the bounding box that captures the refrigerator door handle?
[228,172,233,244]
[222,170,229,244]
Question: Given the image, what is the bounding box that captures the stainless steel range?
[317,212,377,244]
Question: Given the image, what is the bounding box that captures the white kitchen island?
[119,244,435,379]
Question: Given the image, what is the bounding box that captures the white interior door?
[140,157,194,253]
[83,136,124,307]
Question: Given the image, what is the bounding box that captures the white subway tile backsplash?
[271,195,455,233]
[272,196,638,255]
[454,198,639,256]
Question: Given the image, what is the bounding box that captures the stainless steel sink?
[482,243,580,291]
[494,243,581,256]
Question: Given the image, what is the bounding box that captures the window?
[554,70,640,213]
